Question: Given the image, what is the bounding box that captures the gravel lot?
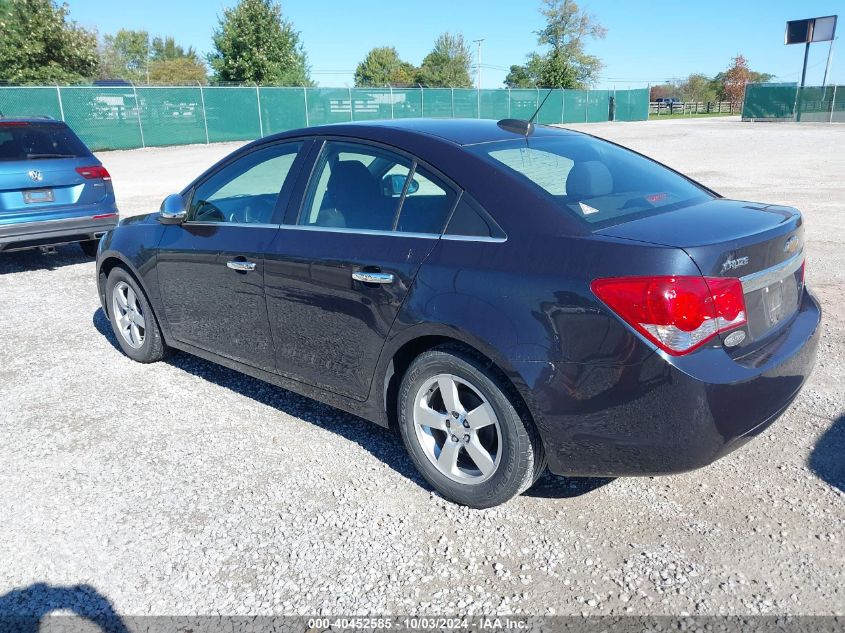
[0,117,842,618]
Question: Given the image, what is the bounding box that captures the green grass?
[648,111,737,120]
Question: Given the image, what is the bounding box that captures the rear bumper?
[0,212,118,252]
[519,288,822,477]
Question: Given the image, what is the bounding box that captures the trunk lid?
[595,198,805,350]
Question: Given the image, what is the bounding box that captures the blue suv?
[0,117,118,256]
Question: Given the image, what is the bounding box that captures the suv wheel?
[398,346,544,508]
[106,267,167,363]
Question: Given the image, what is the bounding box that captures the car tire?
[398,345,545,508]
[79,239,99,257]
[105,267,167,363]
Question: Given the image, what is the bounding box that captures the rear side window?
[468,135,712,226]
[300,141,457,235]
[445,195,506,239]
[0,123,91,161]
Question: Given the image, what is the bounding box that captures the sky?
[66,0,843,89]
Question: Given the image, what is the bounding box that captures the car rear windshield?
[0,122,92,162]
[467,135,712,225]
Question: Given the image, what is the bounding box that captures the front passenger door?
[156,141,306,370]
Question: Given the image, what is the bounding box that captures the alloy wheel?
[112,281,146,349]
[412,373,502,484]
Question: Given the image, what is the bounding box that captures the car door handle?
[226,259,256,272]
[352,271,394,284]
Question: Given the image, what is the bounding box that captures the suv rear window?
[467,135,712,226]
[0,122,92,161]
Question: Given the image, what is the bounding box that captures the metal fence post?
[451,88,455,117]
[198,82,210,144]
[349,86,354,121]
[420,85,424,118]
[507,88,511,117]
[255,84,264,137]
[584,89,588,122]
[831,84,838,123]
[560,89,565,123]
[389,85,394,119]
[303,87,309,126]
[55,84,65,121]
[131,83,145,148]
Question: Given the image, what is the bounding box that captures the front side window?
[300,141,456,234]
[467,135,712,226]
[189,142,302,224]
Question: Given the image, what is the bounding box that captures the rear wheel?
[79,239,99,257]
[398,346,544,508]
[106,267,167,363]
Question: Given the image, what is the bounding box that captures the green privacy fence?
[742,83,845,122]
[0,85,649,151]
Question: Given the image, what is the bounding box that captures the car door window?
[189,142,302,224]
[300,142,413,231]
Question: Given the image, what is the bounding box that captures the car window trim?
[182,138,313,227]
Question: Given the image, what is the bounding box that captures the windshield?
[0,123,92,162]
[467,135,712,225]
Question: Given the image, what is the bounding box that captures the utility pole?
[473,39,484,119]
[473,39,484,90]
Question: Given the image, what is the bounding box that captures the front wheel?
[105,267,167,363]
[398,347,545,508]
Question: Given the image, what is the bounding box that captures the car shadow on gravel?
[0,583,129,632]
[526,473,615,498]
[0,244,92,274]
[92,307,431,489]
[809,414,845,493]
[93,307,617,500]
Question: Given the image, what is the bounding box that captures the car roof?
[275,118,580,147]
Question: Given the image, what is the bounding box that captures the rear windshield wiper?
[26,153,76,159]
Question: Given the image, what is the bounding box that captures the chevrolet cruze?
[95,119,820,507]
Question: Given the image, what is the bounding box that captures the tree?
[721,54,752,105]
[415,32,473,88]
[151,36,199,62]
[99,29,149,81]
[148,58,208,84]
[504,0,605,89]
[678,73,717,103]
[0,0,98,84]
[209,0,311,85]
[504,53,544,88]
[354,47,416,87]
[537,0,605,88]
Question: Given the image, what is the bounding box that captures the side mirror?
[382,174,420,197]
[159,193,187,224]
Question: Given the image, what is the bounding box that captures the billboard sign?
[785,15,837,44]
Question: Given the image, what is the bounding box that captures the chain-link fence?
[742,83,845,122]
[0,85,649,151]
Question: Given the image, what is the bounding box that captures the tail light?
[591,275,747,355]
[76,165,111,180]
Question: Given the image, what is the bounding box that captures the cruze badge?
[784,236,799,255]
[721,255,749,273]
[28,170,43,182]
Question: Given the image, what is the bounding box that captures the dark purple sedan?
[95,118,820,507]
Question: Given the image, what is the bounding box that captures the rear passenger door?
[263,139,458,401]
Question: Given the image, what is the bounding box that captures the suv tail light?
[76,165,111,180]
[591,275,747,355]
